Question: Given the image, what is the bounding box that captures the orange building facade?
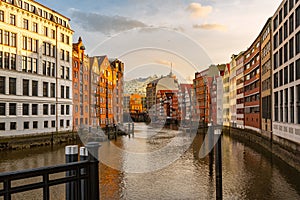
[72,37,90,130]
[243,36,261,132]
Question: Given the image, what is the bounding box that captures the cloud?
[155,60,173,66]
[70,9,147,34]
[193,23,228,32]
[186,3,213,18]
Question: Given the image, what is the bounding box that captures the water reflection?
[0,123,299,199]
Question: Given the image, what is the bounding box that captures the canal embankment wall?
[223,127,300,172]
[0,131,78,150]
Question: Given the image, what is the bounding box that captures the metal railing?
[0,142,100,200]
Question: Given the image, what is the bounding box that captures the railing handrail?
[0,160,89,180]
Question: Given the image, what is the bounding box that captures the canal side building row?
[193,0,300,146]
[0,0,124,136]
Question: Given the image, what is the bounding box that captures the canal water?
[0,123,299,200]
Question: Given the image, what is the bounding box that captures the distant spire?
[78,37,82,42]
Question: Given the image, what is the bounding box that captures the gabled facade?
[72,37,89,130]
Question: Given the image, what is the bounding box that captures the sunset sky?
[37,0,283,81]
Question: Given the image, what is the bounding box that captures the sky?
[37,0,283,82]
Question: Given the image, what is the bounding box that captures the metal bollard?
[128,123,131,138]
[132,123,134,137]
[65,145,78,200]
[86,142,101,200]
[80,147,88,200]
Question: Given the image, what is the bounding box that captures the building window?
[284,43,288,63]
[60,120,64,127]
[9,103,16,115]
[274,16,278,30]
[66,36,69,44]
[10,33,16,47]
[66,120,70,127]
[274,72,279,88]
[9,78,16,95]
[22,56,27,72]
[289,37,294,59]
[23,79,29,96]
[23,18,28,30]
[66,51,70,62]
[290,63,295,83]
[23,122,29,129]
[32,80,38,96]
[32,104,38,115]
[4,31,9,45]
[66,105,70,115]
[33,121,38,129]
[4,52,9,69]
[61,105,65,115]
[51,120,55,128]
[289,0,294,11]
[61,33,64,43]
[50,104,55,115]
[51,29,55,39]
[0,123,5,130]
[284,21,288,40]
[23,36,27,50]
[43,104,48,115]
[60,66,64,79]
[43,26,48,36]
[10,14,15,25]
[33,58,37,73]
[50,83,55,97]
[0,31,2,45]
[61,86,64,98]
[23,103,29,115]
[33,22,38,33]
[290,87,294,123]
[296,31,300,55]
[297,59,300,80]
[60,49,65,60]
[43,82,48,97]
[0,10,4,22]
[66,67,70,80]
[0,76,5,94]
[32,39,38,53]
[284,66,288,85]
[44,121,48,128]
[290,13,294,34]
[10,122,16,130]
[0,103,5,115]
[24,2,29,11]
[66,86,70,99]
[296,5,300,28]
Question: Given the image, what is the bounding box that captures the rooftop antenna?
[170,62,173,74]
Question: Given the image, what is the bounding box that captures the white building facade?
[236,52,245,129]
[272,0,300,144]
[229,55,237,128]
[0,0,73,136]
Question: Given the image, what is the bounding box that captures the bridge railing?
[0,142,100,200]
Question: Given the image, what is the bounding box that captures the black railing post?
[86,142,101,200]
[128,123,131,138]
[65,145,78,200]
[80,147,88,200]
[215,129,222,200]
[132,122,134,137]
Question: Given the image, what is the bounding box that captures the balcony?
[244,87,259,97]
